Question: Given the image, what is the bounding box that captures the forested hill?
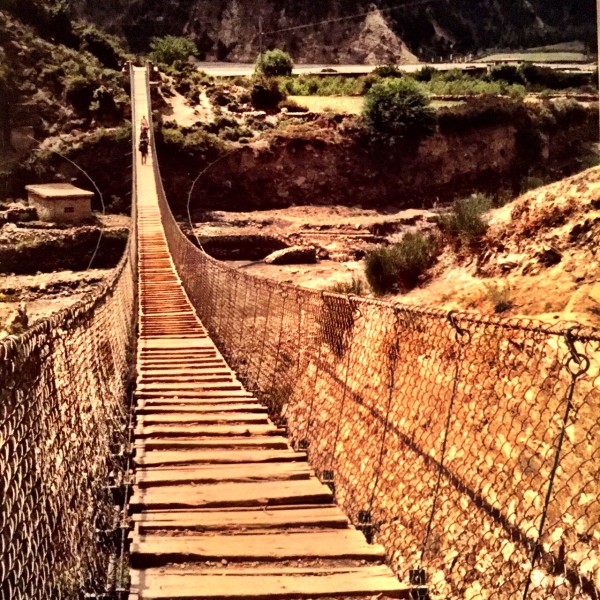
[69,0,596,63]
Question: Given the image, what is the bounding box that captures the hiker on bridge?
[139,137,149,165]
[141,115,149,137]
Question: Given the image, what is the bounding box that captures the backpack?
[139,139,148,152]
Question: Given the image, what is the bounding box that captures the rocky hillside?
[70,0,595,63]
[0,0,128,171]
[403,167,600,326]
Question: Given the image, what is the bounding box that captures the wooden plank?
[129,566,410,599]
[140,413,269,425]
[129,479,333,511]
[135,390,254,400]
[135,448,307,467]
[135,462,312,487]
[130,529,384,566]
[135,435,291,451]
[135,424,281,439]
[132,506,348,533]
[137,382,242,392]
[137,396,259,406]
[136,403,267,415]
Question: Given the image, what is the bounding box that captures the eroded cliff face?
[155,112,598,215]
[71,0,595,63]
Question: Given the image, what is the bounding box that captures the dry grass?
[289,96,462,114]
[288,95,364,114]
[478,52,588,63]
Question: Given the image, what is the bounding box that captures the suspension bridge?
[0,65,598,600]
[129,66,410,599]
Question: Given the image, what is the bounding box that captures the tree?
[255,49,294,77]
[362,77,436,146]
[149,35,198,67]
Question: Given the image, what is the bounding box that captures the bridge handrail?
[0,65,138,599]
[144,64,600,600]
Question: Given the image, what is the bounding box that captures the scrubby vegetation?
[439,194,493,244]
[250,77,286,111]
[1,3,129,148]
[362,78,436,147]
[484,282,515,313]
[149,35,198,69]
[329,274,367,296]
[255,49,294,77]
[365,232,440,295]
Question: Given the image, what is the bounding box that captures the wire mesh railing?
[145,68,600,599]
[0,67,138,600]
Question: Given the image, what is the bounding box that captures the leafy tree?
[362,77,436,146]
[255,49,294,77]
[149,36,198,68]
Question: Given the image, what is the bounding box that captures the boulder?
[264,245,318,265]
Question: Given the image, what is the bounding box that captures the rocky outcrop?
[71,0,594,62]
[264,245,318,265]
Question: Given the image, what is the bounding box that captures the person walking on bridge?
[141,115,149,137]
[139,137,149,165]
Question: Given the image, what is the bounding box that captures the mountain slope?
[69,0,596,63]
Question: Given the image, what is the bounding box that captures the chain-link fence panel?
[148,68,600,600]
[0,67,139,599]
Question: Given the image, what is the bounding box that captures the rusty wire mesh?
[148,76,600,598]
[0,72,138,599]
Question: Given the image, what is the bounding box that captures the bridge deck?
[130,67,409,600]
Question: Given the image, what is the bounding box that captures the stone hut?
[25,183,93,224]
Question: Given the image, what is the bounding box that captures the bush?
[484,282,514,313]
[413,66,437,82]
[519,64,590,90]
[489,64,527,86]
[439,194,492,243]
[437,96,528,133]
[250,76,285,111]
[149,35,198,67]
[76,23,124,70]
[329,274,367,295]
[278,75,371,97]
[373,64,403,78]
[362,78,436,146]
[65,74,95,113]
[255,49,294,77]
[364,232,440,295]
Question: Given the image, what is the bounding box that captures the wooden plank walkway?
[130,66,412,600]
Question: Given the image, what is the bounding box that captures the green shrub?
[439,193,492,243]
[149,35,198,67]
[413,66,437,82]
[76,23,124,70]
[519,64,590,90]
[278,75,371,97]
[362,78,436,146]
[489,64,527,86]
[250,77,285,111]
[437,96,528,133]
[329,274,367,295]
[373,64,403,78]
[484,282,514,313]
[364,232,440,295]
[64,74,95,112]
[255,49,294,77]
